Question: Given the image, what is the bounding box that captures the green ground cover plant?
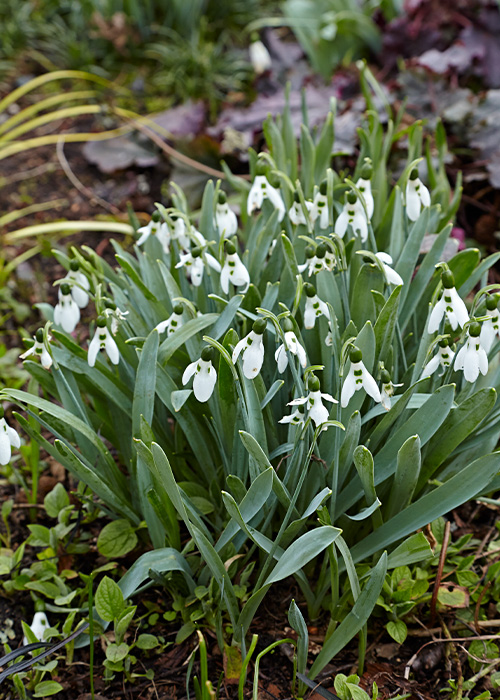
[2,81,500,694]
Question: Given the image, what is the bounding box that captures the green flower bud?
[69,259,80,272]
[173,303,184,315]
[218,191,227,204]
[255,161,267,176]
[442,270,455,289]
[409,168,419,181]
[316,244,327,259]
[486,295,498,311]
[192,246,202,258]
[304,283,316,297]
[225,240,236,255]
[319,180,327,196]
[347,191,357,205]
[201,346,214,362]
[97,316,107,328]
[308,375,320,392]
[104,300,116,310]
[294,191,300,203]
[282,317,294,333]
[350,347,363,363]
[35,328,44,343]
[252,318,267,335]
[438,338,451,348]
[469,322,481,337]
[60,283,71,296]
[360,160,373,179]
[152,211,161,222]
[381,369,391,384]
[305,245,315,259]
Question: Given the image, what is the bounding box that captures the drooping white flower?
[427,270,469,333]
[156,304,184,337]
[220,241,250,294]
[454,322,488,383]
[405,169,431,222]
[341,348,381,408]
[355,159,374,219]
[215,192,238,238]
[288,195,314,226]
[88,317,120,367]
[170,216,206,251]
[175,246,221,287]
[249,37,272,74]
[22,612,50,645]
[103,303,128,335]
[232,319,266,379]
[303,284,329,329]
[20,328,53,370]
[334,191,369,242]
[247,174,285,222]
[298,244,332,276]
[275,319,307,373]
[136,212,171,253]
[480,295,500,353]
[182,347,217,402]
[67,260,90,308]
[288,376,337,428]
[380,370,403,411]
[279,405,306,427]
[420,339,454,378]
[54,283,80,333]
[311,183,329,229]
[0,408,21,466]
[375,252,403,286]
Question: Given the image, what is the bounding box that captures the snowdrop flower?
[341,347,381,408]
[176,246,221,287]
[170,216,206,251]
[303,283,329,329]
[221,240,250,294]
[279,405,306,427]
[298,244,332,276]
[288,192,314,226]
[156,304,184,337]
[54,283,80,333]
[88,316,120,367]
[480,295,500,353]
[0,407,21,466]
[355,160,374,219]
[20,328,52,370]
[375,252,403,286]
[311,181,329,229]
[454,322,488,383]
[232,318,266,379]
[420,338,454,378]
[275,318,307,373]
[103,301,128,335]
[288,375,337,428]
[247,171,285,222]
[66,260,90,308]
[22,612,50,646]
[182,346,217,402]
[427,270,469,333]
[406,168,431,222]
[215,191,238,238]
[380,369,403,411]
[334,191,369,242]
[249,35,272,74]
[136,211,171,253]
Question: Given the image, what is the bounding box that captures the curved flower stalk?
[311,181,329,229]
[375,252,403,286]
[288,192,314,226]
[136,211,171,253]
[0,407,21,466]
[334,191,368,242]
[232,318,266,379]
[54,283,80,333]
[303,283,329,329]
[176,246,221,287]
[88,316,120,367]
[67,260,90,308]
[356,160,374,219]
[215,192,238,238]
[156,304,184,337]
[427,270,469,334]
[103,301,128,335]
[405,168,431,221]
[221,241,250,294]
[420,338,454,378]
[480,294,500,353]
[380,369,403,411]
[247,171,285,222]
[20,328,52,369]
[341,347,381,408]
[182,346,217,402]
[275,318,307,373]
[454,321,488,383]
[287,375,337,428]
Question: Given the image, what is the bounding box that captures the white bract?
[0,411,21,466]
[221,244,250,294]
[335,192,368,242]
[420,340,454,378]
[304,285,329,329]
[215,198,238,238]
[88,318,120,367]
[375,252,404,286]
[156,306,184,337]
[54,284,80,333]
[182,349,217,402]
[247,175,285,222]
[176,248,221,287]
[249,38,272,74]
[454,323,488,383]
[427,272,469,333]
[275,327,307,373]
[23,612,50,645]
[341,349,382,408]
[20,329,52,369]
[232,321,266,379]
[406,170,431,221]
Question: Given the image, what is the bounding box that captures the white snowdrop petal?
[384,265,404,286]
[375,252,393,265]
[206,253,222,273]
[220,265,230,294]
[405,183,421,221]
[288,396,308,406]
[105,333,120,365]
[419,183,431,207]
[41,347,53,370]
[275,345,288,373]
[478,347,489,376]
[463,347,480,383]
[361,370,382,402]
[232,337,247,363]
[420,354,441,378]
[193,363,217,402]
[242,342,264,378]
[182,361,198,385]
[449,288,469,328]
[87,335,100,367]
[334,210,349,238]
[427,297,446,334]
[341,373,356,408]
[453,345,466,371]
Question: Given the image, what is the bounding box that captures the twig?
[404,633,500,680]
[56,137,121,215]
[408,619,500,637]
[0,162,60,184]
[430,520,451,625]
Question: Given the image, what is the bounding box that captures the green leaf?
[288,599,308,675]
[33,681,64,697]
[157,314,218,365]
[385,435,421,519]
[95,576,125,621]
[115,254,158,301]
[44,483,69,518]
[386,620,407,644]
[136,633,159,650]
[132,329,159,437]
[97,520,138,559]
[106,642,130,662]
[386,532,432,569]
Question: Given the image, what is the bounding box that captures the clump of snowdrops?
[3,98,500,680]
